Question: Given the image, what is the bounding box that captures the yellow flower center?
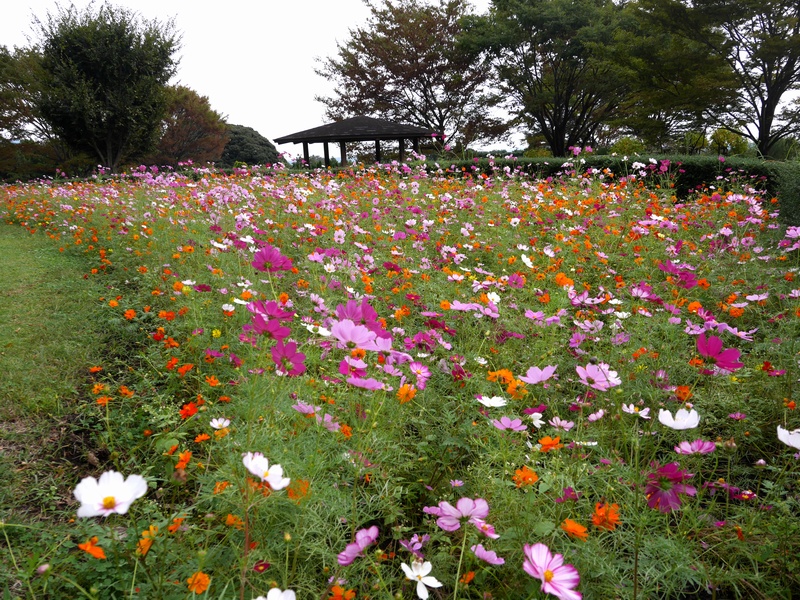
[544,569,554,582]
[102,496,117,510]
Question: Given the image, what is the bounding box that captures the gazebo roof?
[274,116,436,145]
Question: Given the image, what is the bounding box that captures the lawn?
[1,158,799,600]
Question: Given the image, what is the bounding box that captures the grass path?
[0,223,104,521]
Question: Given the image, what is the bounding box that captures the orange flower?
[187,571,210,594]
[397,383,417,404]
[165,356,179,370]
[288,478,310,502]
[225,513,244,529]
[506,379,527,400]
[177,363,194,377]
[205,375,220,387]
[96,395,112,406]
[135,525,158,557]
[591,502,621,531]
[89,366,103,374]
[180,402,198,419]
[554,272,574,287]
[175,450,192,470]
[561,518,589,541]
[512,465,539,488]
[78,536,106,559]
[538,436,564,453]
[687,301,702,314]
[118,385,134,398]
[675,386,693,402]
[108,299,119,308]
[487,368,514,384]
[728,307,744,318]
[91,383,106,395]
[459,571,475,585]
[167,517,184,534]
[194,433,211,443]
[440,300,451,310]
[213,481,230,494]
[340,423,352,439]
[124,309,136,320]
[329,585,356,600]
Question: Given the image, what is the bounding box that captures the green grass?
[0,224,108,589]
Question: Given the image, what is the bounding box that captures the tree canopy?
[146,85,228,167]
[219,124,280,168]
[315,0,506,149]
[34,3,180,171]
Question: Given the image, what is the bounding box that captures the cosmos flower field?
[2,157,800,599]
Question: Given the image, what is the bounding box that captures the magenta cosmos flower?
[423,497,489,532]
[522,543,582,600]
[644,462,696,513]
[576,362,621,391]
[696,333,743,373]
[471,543,505,565]
[252,244,293,273]
[271,340,306,376]
[337,526,379,566]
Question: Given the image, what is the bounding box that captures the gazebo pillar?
[375,140,382,163]
[302,142,310,166]
[399,138,405,162]
[340,141,347,165]
[323,142,330,168]
[412,138,420,154]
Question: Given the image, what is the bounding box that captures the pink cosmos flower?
[491,416,527,432]
[423,497,489,532]
[548,416,575,432]
[471,543,505,565]
[252,244,293,273]
[337,526,379,566]
[644,462,696,513]
[519,365,558,385]
[696,333,743,372]
[271,340,306,376]
[576,362,621,391]
[522,543,582,600]
[330,319,379,351]
[674,439,716,455]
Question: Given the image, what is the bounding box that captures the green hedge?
[428,155,800,225]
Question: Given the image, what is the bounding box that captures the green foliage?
[219,124,280,168]
[316,0,505,149]
[34,3,179,172]
[145,85,229,168]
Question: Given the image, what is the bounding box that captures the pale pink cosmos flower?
[519,365,558,385]
[522,543,582,600]
[337,526,379,566]
[548,416,575,431]
[622,404,651,419]
[330,319,379,351]
[423,497,489,532]
[576,362,621,391]
[492,416,527,431]
[471,543,505,565]
[675,439,716,455]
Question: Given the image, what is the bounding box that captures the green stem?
[452,530,469,600]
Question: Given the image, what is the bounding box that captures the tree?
[606,4,739,152]
[638,0,800,158]
[219,125,280,168]
[315,0,505,149]
[147,86,228,167]
[463,0,628,156]
[34,3,180,171]
[0,46,55,143]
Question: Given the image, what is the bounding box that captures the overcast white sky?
[1,0,503,157]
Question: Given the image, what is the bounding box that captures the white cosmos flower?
[477,395,507,408]
[221,303,235,312]
[777,425,800,450]
[255,589,296,600]
[73,471,148,517]
[210,418,230,430]
[401,560,443,600]
[658,408,700,430]
[521,254,535,269]
[529,412,545,429]
[242,452,290,490]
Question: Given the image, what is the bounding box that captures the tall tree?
[147,85,228,167]
[0,46,54,143]
[638,0,800,158]
[606,4,739,152]
[34,3,180,171]
[315,0,505,149]
[462,0,627,156]
[219,125,280,168]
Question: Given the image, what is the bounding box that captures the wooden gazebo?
[274,116,437,167]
